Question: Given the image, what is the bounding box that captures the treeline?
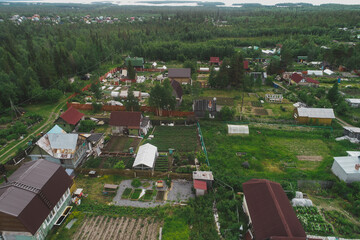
[0,5,360,111]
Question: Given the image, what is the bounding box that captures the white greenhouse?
[227,125,249,135]
[132,143,158,170]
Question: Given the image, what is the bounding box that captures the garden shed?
[346,98,360,108]
[331,156,360,183]
[132,143,158,170]
[227,125,249,135]
[343,126,360,140]
[293,107,335,125]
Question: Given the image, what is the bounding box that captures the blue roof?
[48,133,78,150]
[47,125,65,134]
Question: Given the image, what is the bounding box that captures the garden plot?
[253,108,268,116]
[104,136,141,152]
[294,206,333,235]
[145,126,198,152]
[72,215,161,240]
[154,156,170,172]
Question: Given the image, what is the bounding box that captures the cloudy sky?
[3,0,360,5]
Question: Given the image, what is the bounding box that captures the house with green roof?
[125,57,144,69]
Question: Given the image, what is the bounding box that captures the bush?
[114,160,125,169]
[78,120,96,132]
[219,106,235,121]
[131,179,142,188]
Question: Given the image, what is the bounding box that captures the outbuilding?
[132,143,158,170]
[293,107,335,125]
[346,98,360,108]
[331,156,360,183]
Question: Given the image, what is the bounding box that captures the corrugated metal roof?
[297,108,335,119]
[346,151,360,157]
[48,133,78,151]
[109,111,141,129]
[133,143,158,169]
[60,106,84,125]
[333,156,360,174]
[0,159,72,235]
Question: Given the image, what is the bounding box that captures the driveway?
[112,179,194,208]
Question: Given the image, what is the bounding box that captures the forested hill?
[0,4,359,112]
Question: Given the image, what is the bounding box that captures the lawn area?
[200,120,358,187]
[145,126,198,152]
[75,174,124,204]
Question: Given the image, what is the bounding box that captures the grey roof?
[347,151,360,157]
[193,171,214,181]
[0,159,72,235]
[297,108,335,119]
[346,98,360,104]
[168,68,191,78]
[344,126,360,133]
[87,133,104,143]
[193,99,217,113]
[333,156,360,174]
[48,133,78,150]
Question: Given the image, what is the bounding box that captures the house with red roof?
[242,179,307,240]
[109,111,151,136]
[209,57,220,65]
[55,106,85,131]
[290,73,319,87]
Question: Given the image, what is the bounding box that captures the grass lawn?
[145,126,198,152]
[75,174,124,204]
[200,120,358,187]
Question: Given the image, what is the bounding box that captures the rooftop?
[193,171,214,181]
[193,180,207,190]
[109,111,142,129]
[168,68,191,78]
[333,156,360,174]
[243,179,306,240]
[60,106,84,125]
[297,108,335,119]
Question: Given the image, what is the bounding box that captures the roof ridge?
[266,181,293,237]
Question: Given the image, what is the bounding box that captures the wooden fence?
[66,102,194,117]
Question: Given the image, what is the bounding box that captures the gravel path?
[113,179,194,208]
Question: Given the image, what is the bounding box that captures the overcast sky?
[4,0,360,5]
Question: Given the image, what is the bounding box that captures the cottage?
[242,179,306,240]
[332,156,360,183]
[125,57,144,69]
[168,68,192,85]
[209,57,220,65]
[192,171,214,196]
[293,107,335,125]
[170,80,183,106]
[132,143,158,170]
[346,98,360,108]
[193,98,217,118]
[56,106,85,131]
[109,111,151,136]
[290,73,319,86]
[28,125,88,169]
[0,159,72,240]
[343,126,360,140]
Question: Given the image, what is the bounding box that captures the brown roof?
[0,159,72,235]
[60,106,84,125]
[171,80,183,99]
[243,179,306,240]
[109,111,142,129]
[168,68,191,78]
[210,57,220,63]
[290,73,304,84]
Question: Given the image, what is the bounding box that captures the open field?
[145,126,198,152]
[200,121,359,185]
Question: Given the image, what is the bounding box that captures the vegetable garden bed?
[155,157,169,172]
[121,188,133,199]
[130,189,142,200]
[142,190,154,201]
[294,206,333,235]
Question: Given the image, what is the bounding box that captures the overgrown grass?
[200,120,358,189]
[145,126,198,152]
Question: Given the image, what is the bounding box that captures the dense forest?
[0,4,360,112]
